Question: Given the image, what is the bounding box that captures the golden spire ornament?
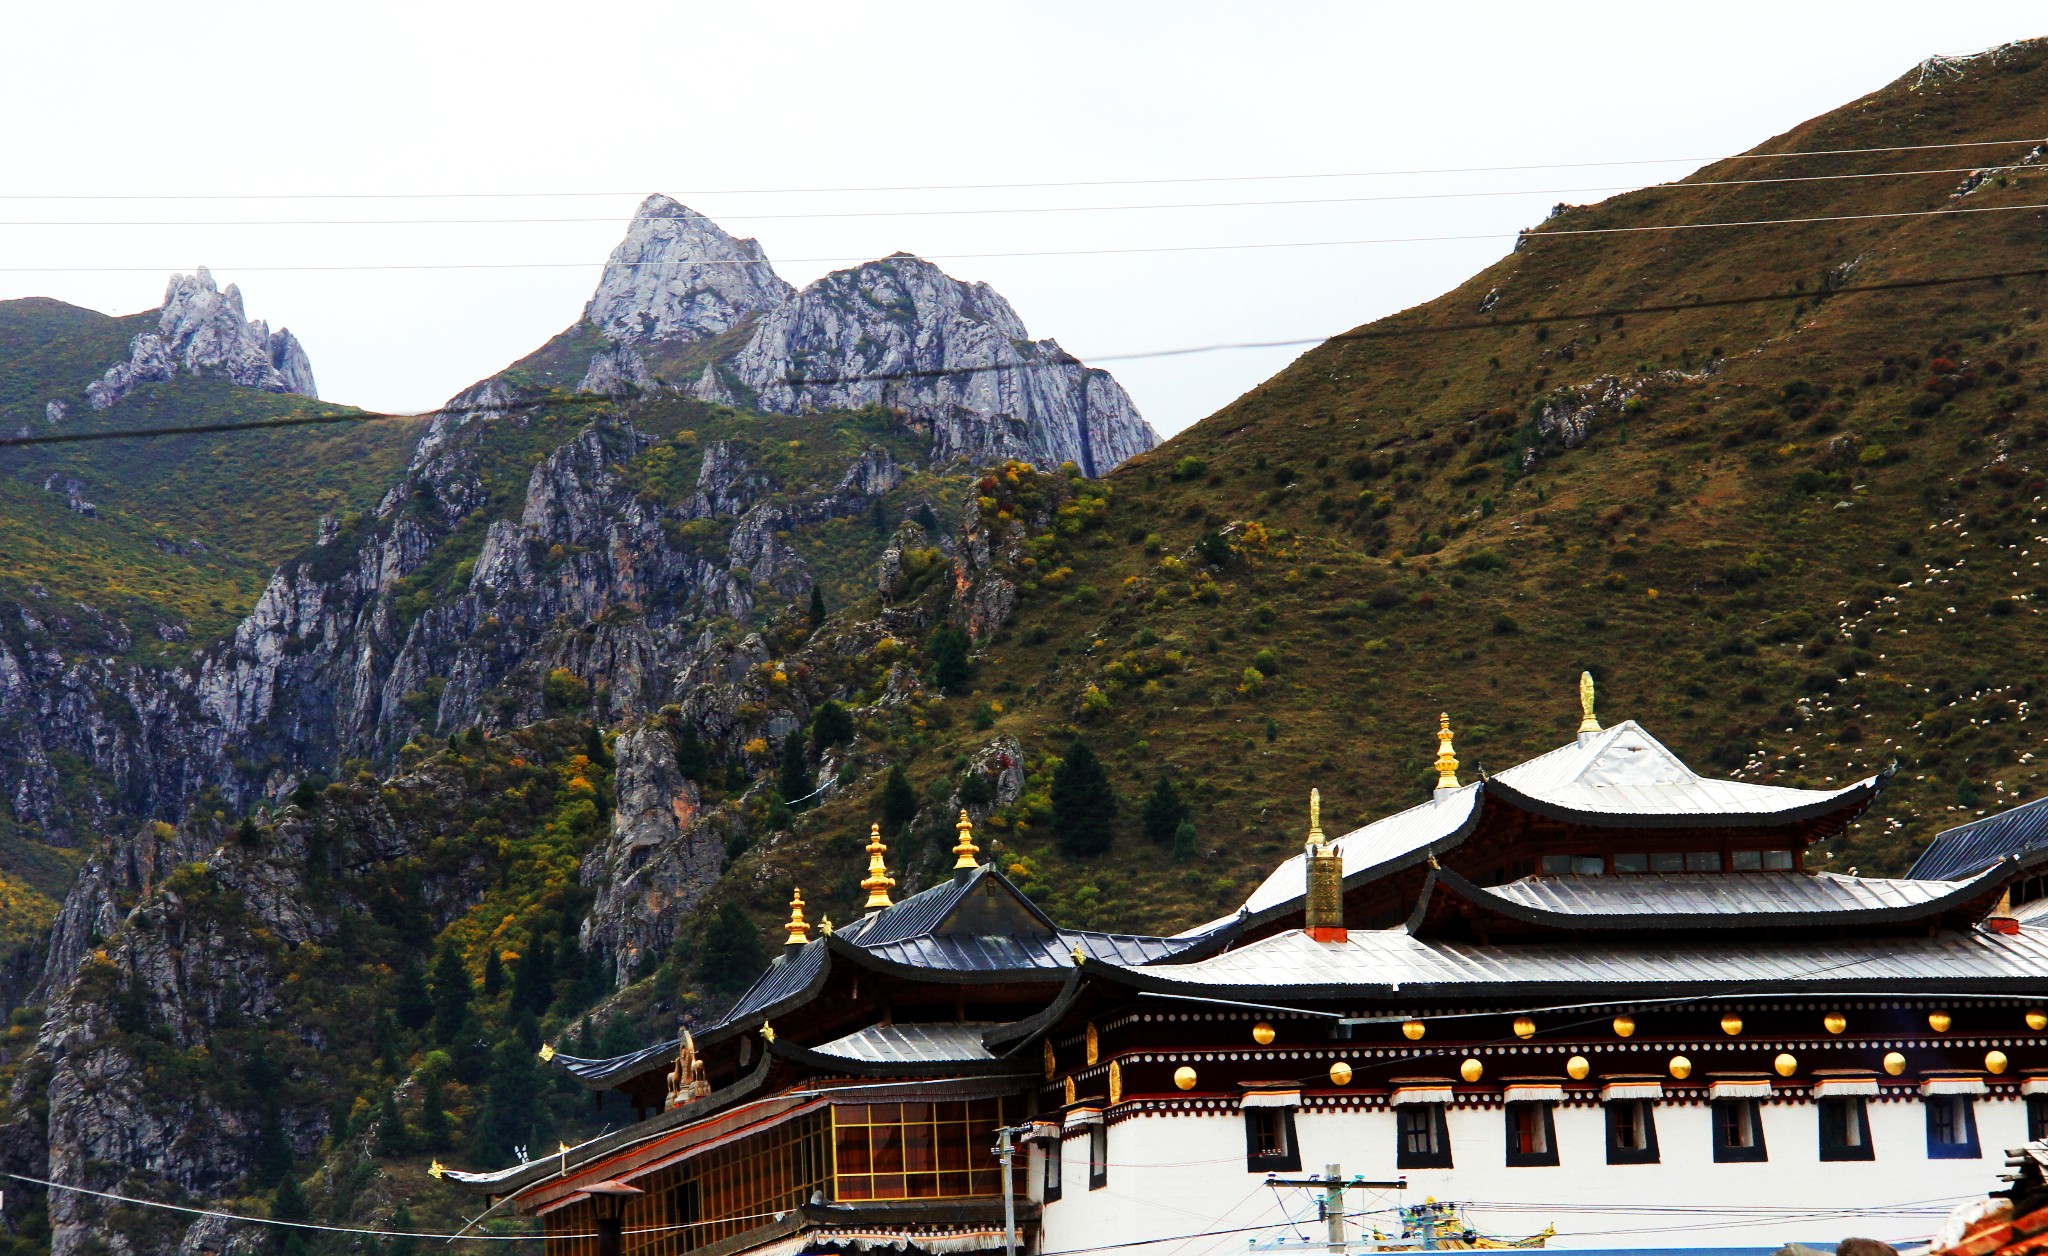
[1578,671,1601,736]
[1307,788,1326,850]
[952,810,980,871]
[784,887,811,946]
[861,823,896,912]
[1433,713,1461,795]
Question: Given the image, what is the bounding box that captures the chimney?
[1303,789,1347,942]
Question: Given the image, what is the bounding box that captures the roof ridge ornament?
[952,809,980,872]
[784,887,810,948]
[1578,671,1602,741]
[1434,713,1461,798]
[1307,788,1326,851]
[861,822,895,913]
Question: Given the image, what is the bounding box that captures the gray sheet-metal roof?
[554,1036,682,1085]
[1909,796,2048,881]
[858,928,1207,973]
[720,936,829,1026]
[811,1022,1002,1064]
[1112,919,2048,996]
[1484,871,1967,916]
[1239,721,1880,917]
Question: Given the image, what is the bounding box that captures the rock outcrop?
[584,195,793,345]
[85,269,317,409]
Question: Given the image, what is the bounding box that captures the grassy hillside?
[718,43,2048,937]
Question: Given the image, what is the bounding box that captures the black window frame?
[1042,1131,1063,1202]
[1925,1094,1982,1160]
[2029,1095,2048,1143]
[1395,1104,1454,1170]
[1243,1106,1302,1172]
[1503,1102,1559,1168]
[1710,1098,1768,1163]
[1604,1099,1660,1165]
[1088,1122,1108,1190]
[1817,1097,1875,1162]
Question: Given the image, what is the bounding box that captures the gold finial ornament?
[1612,1015,1636,1038]
[1402,1020,1426,1041]
[538,1042,556,1062]
[1720,1013,1743,1036]
[1988,1050,2010,1074]
[2029,1009,2047,1031]
[1433,714,1460,792]
[1883,1051,1906,1076]
[1330,1061,1354,1086]
[861,823,896,912]
[1928,1011,1952,1033]
[1566,1055,1590,1081]
[785,888,811,946]
[760,1022,776,1043]
[1513,1016,1536,1039]
[1774,1053,1798,1078]
[1578,671,1601,735]
[820,915,833,937]
[1174,1066,1198,1091]
[1252,1021,1276,1045]
[1308,789,1325,848]
[1668,1055,1692,1080]
[428,1159,446,1179]
[1460,1058,1484,1083]
[1824,1012,1847,1035]
[952,810,980,870]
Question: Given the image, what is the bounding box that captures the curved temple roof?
[1910,794,2048,881]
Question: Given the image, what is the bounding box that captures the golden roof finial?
[538,1042,556,1062]
[784,887,810,946]
[1433,713,1461,793]
[952,810,980,871]
[428,1159,446,1179]
[861,822,896,912]
[1578,671,1601,735]
[820,914,833,936]
[1307,788,1326,850]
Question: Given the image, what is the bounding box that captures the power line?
[9,192,2048,276]
[0,137,2038,201]
[0,162,2020,229]
[4,261,2042,451]
[7,1173,554,1243]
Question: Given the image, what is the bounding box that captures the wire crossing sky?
[3,3,2047,434]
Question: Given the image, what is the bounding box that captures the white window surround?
[2021,1078,2048,1097]
[1503,1084,1568,1104]
[1599,1081,1664,1102]
[1920,1078,1989,1097]
[1391,1086,1456,1106]
[1707,1079,1774,1100]
[1813,1078,1881,1098]
[1065,1106,1105,1129]
[1241,1091,1302,1109]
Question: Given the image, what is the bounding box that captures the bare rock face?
[584,195,793,345]
[85,269,318,409]
[579,342,655,395]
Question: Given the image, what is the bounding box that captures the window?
[1612,853,1649,873]
[2029,1096,2048,1142]
[1244,1107,1302,1172]
[1504,1103,1558,1167]
[1539,854,1604,875]
[1711,1100,1768,1163]
[1762,850,1795,871]
[1731,850,1763,871]
[1396,1105,1453,1169]
[1926,1096,1981,1159]
[1650,851,1686,872]
[1539,854,1571,875]
[832,1100,1007,1201]
[1042,1133,1062,1203]
[1605,1100,1659,1165]
[1818,1098,1874,1161]
[1088,1122,1108,1190]
[1685,851,1721,872]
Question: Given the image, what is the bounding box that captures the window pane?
[1762,850,1794,870]
[839,1175,873,1201]
[1572,856,1605,875]
[836,1127,872,1175]
[1731,850,1763,871]
[872,1173,906,1199]
[1612,853,1648,873]
[937,1121,970,1171]
[903,1121,936,1174]
[1686,851,1720,872]
[872,1125,904,1173]
[1539,854,1573,875]
[942,1170,971,1197]
[1650,852,1685,872]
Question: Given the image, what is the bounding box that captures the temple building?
[445,678,2048,1254]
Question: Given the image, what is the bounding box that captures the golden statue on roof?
[861,822,896,911]
[1307,788,1326,851]
[952,810,980,870]
[666,1028,711,1109]
[1434,713,1461,792]
[1579,671,1601,734]
[784,887,810,946]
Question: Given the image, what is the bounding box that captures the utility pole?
[992,1124,1021,1256]
[1263,1166,1405,1256]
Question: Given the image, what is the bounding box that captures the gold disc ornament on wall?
[1252,1021,1276,1045]
[1566,1055,1591,1080]
[1669,1055,1692,1080]
[1402,1020,1426,1041]
[1928,1011,1952,1033]
[1330,1061,1354,1086]
[1612,1015,1636,1038]
[1774,1053,1797,1078]
[1460,1058,1484,1083]
[1987,1050,2010,1075]
[1720,1013,1743,1036]
[1173,1066,1197,1091]
[1513,1016,1536,1039]
[1883,1052,1907,1076]
[1824,1013,1847,1035]
[2029,1009,2048,1032]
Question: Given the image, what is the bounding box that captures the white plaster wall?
[1036,1101,2020,1252]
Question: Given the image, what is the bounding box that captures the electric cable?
[0,136,2038,201]
[5,258,2042,452]
[0,160,2024,227]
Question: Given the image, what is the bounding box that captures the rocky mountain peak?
[583,194,794,345]
[84,267,317,409]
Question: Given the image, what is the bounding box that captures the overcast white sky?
[3,3,2045,435]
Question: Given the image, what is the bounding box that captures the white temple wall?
[1034,1100,2021,1251]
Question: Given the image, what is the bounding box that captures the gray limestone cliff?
[85,269,317,409]
[584,195,793,345]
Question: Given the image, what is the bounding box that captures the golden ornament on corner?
[1329,1061,1354,1086]
[1928,1011,1952,1033]
[1566,1055,1591,1081]
[1774,1053,1798,1078]
[1883,1051,1907,1076]
[1720,1013,1743,1036]
[1669,1055,1692,1080]
[1824,1013,1847,1035]
[1612,1015,1636,1038]
[1987,1050,2010,1075]
[1173,1066,1197,1091]
[1512,1016,1536,1039]
[1252,1021,1276,1046]
[2029,1009,2048,1032]
[1460,1058,1484,1083]
[1402,1020,1426,1041]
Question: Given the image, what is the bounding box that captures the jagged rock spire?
[584,194,793,345]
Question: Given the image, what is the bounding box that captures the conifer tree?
[270,1173,310,1256]
[430,946,471,1045]
[915,502,940,533]
[810,700,854,751]
[928,626,971,695]
[482,949,504,997]
[674,723,709,780]
[879,763,918,834]
[1141,778,1188,844]
[777,734,815,810]
[1052,738,1116,857]
[417,1072,451,1151]
[511,937,554,1017]
[375,1087,411,1156]
[808,583,828,626]
[470,1035,551,1165]
[393,960,433,1033]
[387,1204,419,1256]
[1172,820,1198,862]
[698,902,767,999]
